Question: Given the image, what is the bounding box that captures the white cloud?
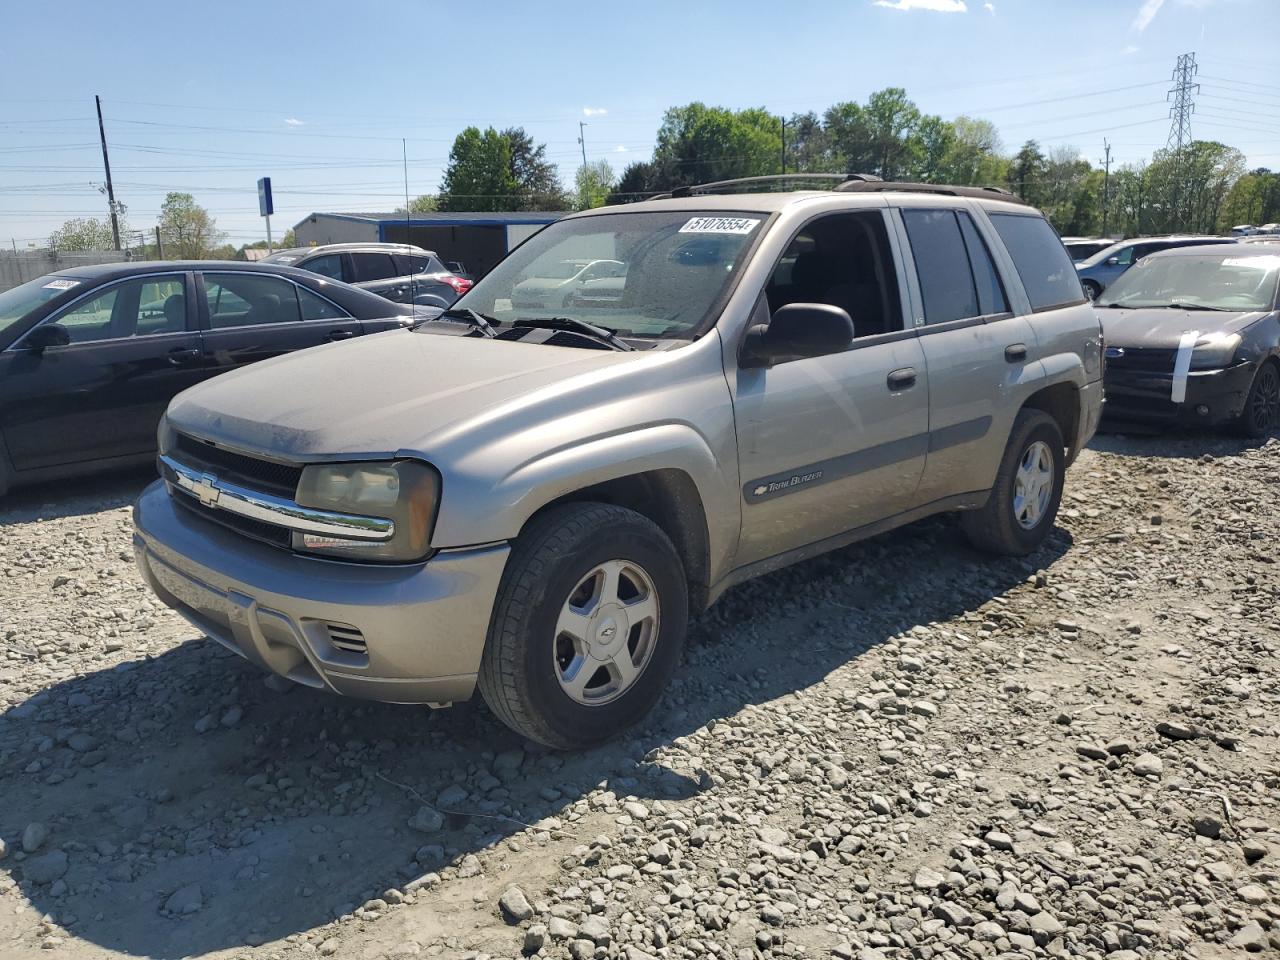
[582,106,608,117]
[1132,0,1165,30]
[615,145,628,153]
[873,0,967,10]
[284,117,305,126]
[983,2,994,12]
[1121,43,1141,54]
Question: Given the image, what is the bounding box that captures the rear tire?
[1081,279,1102,301]
[478,502,687,749]
[1235,360,1280,439]
[962,409,1065,556]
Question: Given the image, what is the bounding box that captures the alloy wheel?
[553,559,660,706]
[1249,364,1280,435]
[1013,440,1054,530]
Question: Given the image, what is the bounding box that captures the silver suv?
[133,179,1103,748]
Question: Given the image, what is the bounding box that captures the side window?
[1132,243,1161,263]
[764,211,903,340]
[1113,246,1135,266]
[956,212,1009,316]
[48,276,186,344]
[351,253,398,282]
[303,254,344,280]
[406,255,445,275]
[989,213,1085,311]
[902,209,979,325]
[203,273,303,329]
[298,286,352,321]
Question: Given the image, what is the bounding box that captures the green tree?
[48,216,120,251]
[503,127,568,210]
[575,160,615,210]
[158,192,223,258]
[438,127,520,212]
[1007,140,1048,206]
[1219,169,1280,231]
[783,111,838,173]
[1144,141,1245,234]
[653,103,781,187]
[939,116,1004,185]
[398,195,439,214]
[608,161,663,203]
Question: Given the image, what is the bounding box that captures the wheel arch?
[1021,380,1082,462]
[521,468,712,612]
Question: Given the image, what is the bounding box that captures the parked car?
[359,271,473,311]
[0,261,412,496]
[1060,237,1115,262]
[445,260,474,281]
[1230,225,1258,237]
[1096,246,1280,435]
[1241,235,1280,246]
[511,258,626,308]
[133,180,1102,748]
[1076,235,1236,299]
[264,243,473,309]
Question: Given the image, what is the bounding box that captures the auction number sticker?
[42,279,80,290]
[679,216,761,235]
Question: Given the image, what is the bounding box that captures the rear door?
[350,252,401,283]
[895,204,1038,504]
[196,271,364,375]
[0,272,202,470]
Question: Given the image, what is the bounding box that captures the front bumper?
[132,480,509,704]
[1103,362,1256,427]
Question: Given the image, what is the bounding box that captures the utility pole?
[94,95,121,251]
[1100,139,1112,236]
[780,117,787,175]
[577,122,588,169]
[1166,52,1200,231]
[154,225,163,259]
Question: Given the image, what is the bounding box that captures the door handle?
[167,347,201,366]
[327,329,357,341]
[1005,343,1028,363]
[887,367,917,391]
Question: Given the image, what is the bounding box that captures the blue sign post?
[257,177,274,252]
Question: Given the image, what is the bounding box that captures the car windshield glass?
[446,210,764,339]
[1097,254,1280,311]
[0,275,82,336]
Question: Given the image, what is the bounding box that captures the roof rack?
[832,180,1028,204]
[654,173,882,201]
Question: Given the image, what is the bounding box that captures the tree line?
[45,87,1280,255]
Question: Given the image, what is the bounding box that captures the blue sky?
[2,0,1277,248]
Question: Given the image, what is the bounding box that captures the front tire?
[1236,360,1280,439]
[962,409,1065,556]
[478,502,688,749]
[1081,279,1102,301]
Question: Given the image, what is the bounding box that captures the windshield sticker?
[1224,256,1280,268]
[42,279,80,290]
[679,217,761,236]
[273,256,298,264]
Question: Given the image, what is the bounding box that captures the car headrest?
[163,294,186,328]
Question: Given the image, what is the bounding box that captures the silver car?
[133,180,1103,748]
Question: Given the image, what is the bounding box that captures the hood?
[1098,307,1267,349]
[166,328,640,459]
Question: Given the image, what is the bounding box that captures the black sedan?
[1097,245,1280,436]
[0,261,411,496]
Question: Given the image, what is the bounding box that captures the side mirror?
[1105,257,1120,267]
[741,303,854,369]
[25,324,71,352]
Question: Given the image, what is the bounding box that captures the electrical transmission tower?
[1166,52,1199,153]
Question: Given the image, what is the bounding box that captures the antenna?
[403,138,417,312]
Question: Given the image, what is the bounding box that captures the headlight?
[1189,332,1242,370]
[157,413,175,455]
[293,460,440,563]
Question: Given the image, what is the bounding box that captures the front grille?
[173,433,303,497]
[172,492,292,548]
[1106,347,1178,373]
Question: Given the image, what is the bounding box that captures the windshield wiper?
[418,306,498,337]
[513,316,635,351]
[1162,301,1235,312]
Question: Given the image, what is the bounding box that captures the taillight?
[442,274,472,294]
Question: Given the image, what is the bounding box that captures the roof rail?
[832,180,1028,204]
[654,172,882,201]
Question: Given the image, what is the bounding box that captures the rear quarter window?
[989,213,1085,312]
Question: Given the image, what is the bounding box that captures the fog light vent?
[325,623,368,654]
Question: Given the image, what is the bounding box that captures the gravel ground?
[1,435,1278,960]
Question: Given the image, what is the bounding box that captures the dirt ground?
[1,432,1278,960]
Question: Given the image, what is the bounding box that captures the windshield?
[450,210,764,339]
[0,275,83,337]
[1097,254,1280,311]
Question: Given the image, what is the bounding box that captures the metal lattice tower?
[1166,52,1200,152]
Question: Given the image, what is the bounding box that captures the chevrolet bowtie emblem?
[195,474,221,508]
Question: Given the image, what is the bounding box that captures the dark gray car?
[1097,245,1280,435]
